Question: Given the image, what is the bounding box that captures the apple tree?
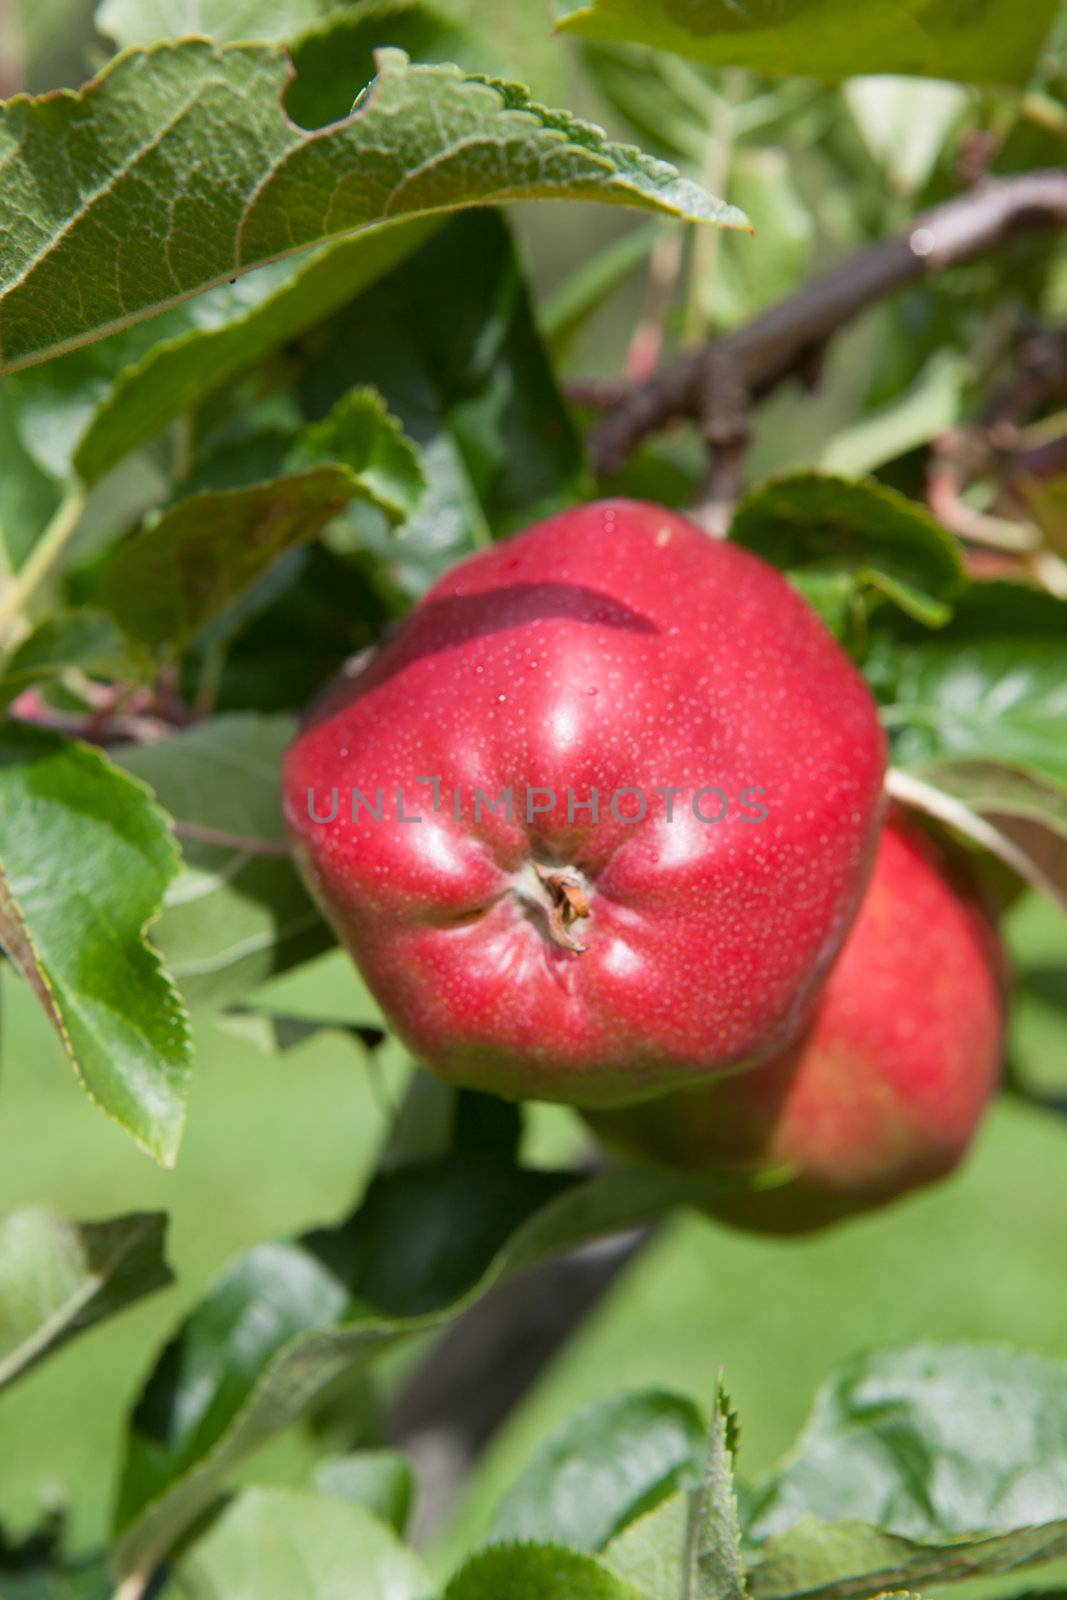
[1,1,1066,1596]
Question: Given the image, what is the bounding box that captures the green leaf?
[783,572,858,641]
[101,467,355,649]
[747,1514,1067,1600]
[447,0,577,103]
[102,387,422,651]
[113,1162,743,1579]
[712,147,814,328]
[291,387,425,521]
[0,610,131,711]
[0,724,190,1164]
[174,1486,433,1600]
[729,473,966,628]
[1020,472,1067,560]
[488,1390,707,1552]
[287,3,483,131]
[0,384,59,571]
[610,1382,748,1600]
[176,538,393,715]
[0,1208,171,1391]
[0,43,747,376]
[578,41,723,167]
[554,0,1060,86]
[112,715,332,1010]
[747,1344,1067,1543]
[299,211,587,588]
[312,1451,416,1536]
[873,583,1067,785]
[0,1551,111,1600]
[376,1071,490,1169]
[818,352,968,480]
[889,758,1067,912]
[445,1542,644,1600]
[11,218,438,489]
[95,0,327,47]
[541,220,664,356]
[689,1382,747,1600]
[99,0,574,113]
[606,1493,692,1600]
[843,77,968,195]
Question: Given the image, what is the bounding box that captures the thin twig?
[588,170,1067,478]
[1028,548,1067,596]
[626,230,686,382]
[171,820,291,857]
[682,69,748,348]
[7,693,173,745]
[565,377,629,410]
[926,444,1039,551]
[1010,431,1067,483]
[984,327,1067,429]
[925,327,1067,559]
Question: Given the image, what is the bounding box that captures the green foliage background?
[0,889,1064,1564]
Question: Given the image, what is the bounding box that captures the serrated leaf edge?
[0,733,192,1166]
[0,43,748,374]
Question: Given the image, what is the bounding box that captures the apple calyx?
[516,862,591,953]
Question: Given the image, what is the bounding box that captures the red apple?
[283,499,886,1106]
[585,812,1005,1229]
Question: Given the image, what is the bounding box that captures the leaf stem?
[683,71,748,347]
[112,1575,147,1600]
[625,228,686,381]
[0,484,87,639]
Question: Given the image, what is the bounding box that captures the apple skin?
[584,811,1005,1229]
[283,498,886,1107]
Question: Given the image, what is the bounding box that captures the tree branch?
[588,170,1067,479]
[388,1229,651,1541]
[925,324,1067,569]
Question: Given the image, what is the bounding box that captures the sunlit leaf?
[890,758,1067,912]
[489,1390,707,1552]
[730,472,965,627]
[113,1163,747,1578]
[0,44,747,375]
[554,0,1059,86]
[0,1208,171,1391]
[0,725,190,1164]
[102,389,422,648]
[113,715,332,1009]
[872,583,1067,784]
[445,1542,643,1599]
[0,610,131,711]
[748,1344,1067,1542]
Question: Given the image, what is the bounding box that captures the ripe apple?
[585,812,1005,1229]
[283,499,886,1106]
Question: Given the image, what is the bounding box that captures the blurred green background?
[1,890,1064,1565]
